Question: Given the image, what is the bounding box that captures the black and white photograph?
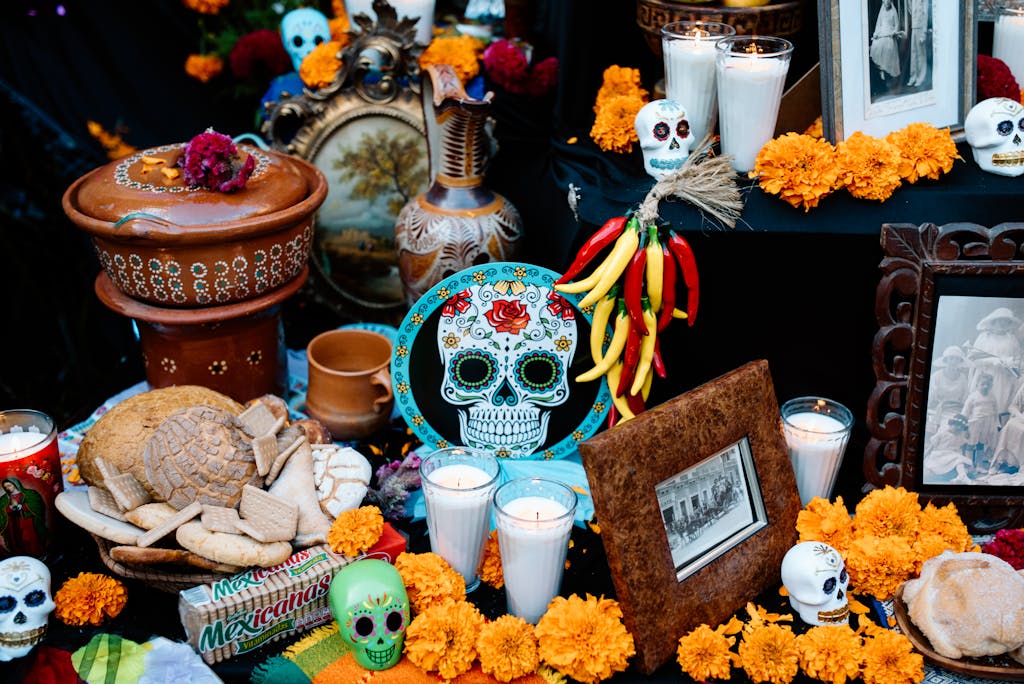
[656,438,768,581]
[922,296,1024,486]
[866,0,933,103]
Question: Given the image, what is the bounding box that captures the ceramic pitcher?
[394,64,523,305]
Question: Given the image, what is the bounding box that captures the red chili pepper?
[625,387,646,415]
[616,324,642,398]
[657,243,677,332]
[555,216,628,285]
[667,230,700,326]
[623,235,648,337]
[607,404,618,430]
[652,337,667,379]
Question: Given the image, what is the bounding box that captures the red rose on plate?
[485,299,530,334]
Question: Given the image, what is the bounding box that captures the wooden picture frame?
[817,0,975,143]
[578,360,800,674]
[866,222,1024,533]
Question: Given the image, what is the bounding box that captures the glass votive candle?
[0,409,63,559]
[715,35,794,174]
[419,446,500,592]
[781,397,854,506]
[661,20,736,146]
[994,5,1024,89]
[494,477,577,624]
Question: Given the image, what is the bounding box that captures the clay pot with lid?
[62,142,327,307]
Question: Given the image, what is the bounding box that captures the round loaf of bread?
[77,386,244,494]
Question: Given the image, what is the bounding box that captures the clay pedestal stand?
[95,267,308,403]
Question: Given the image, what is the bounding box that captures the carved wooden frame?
[866,222,1024,532]
[578,360,800,675]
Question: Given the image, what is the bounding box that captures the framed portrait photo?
[578,360,801,674]
[867,222,1024,532]
[818,0,975,142]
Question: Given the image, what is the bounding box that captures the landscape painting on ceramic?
[311,113,428,307]
[391,263,612,460]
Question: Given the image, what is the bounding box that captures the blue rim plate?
[391,262,612,460]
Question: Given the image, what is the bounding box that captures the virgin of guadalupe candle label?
[0,427,62,558]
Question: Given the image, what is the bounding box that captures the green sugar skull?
[329,559,409,670]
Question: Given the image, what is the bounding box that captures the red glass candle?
[0,410,63,558]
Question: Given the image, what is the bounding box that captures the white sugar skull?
[281,8,331,73]
[781,542,849,626]
[635,99,693,180]
[437,282,578,458]
[964,97,1024,177]
[0,556,54,661]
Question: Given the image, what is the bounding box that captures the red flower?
[545,292,575,320]
[442,289,473,318]
[526,57,558,97]
[977,54,1021,103]
[229,29,292,81]
[484,300,530,334]
[179,129,255,193]
[482,39,558,97]
[982,528,1024,570]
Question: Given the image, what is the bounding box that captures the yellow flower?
[183,0,229,14]
[327,505,383,557]
[751,133,839,212]
[853,486,920,540]
[886,123,961,183]
[676,624,737,681]
[738,623,799,684]
[394,551,466,614]
[836,132,903,201]
[795,625,862,684]
[590,94,647,154]
[804,116,824,139]
[860,628,924,684]
[419,35,484,84]
[477,614,539,682]
[844,535,917,601]
[796,496,854,554]
[535,594,635,684]
[54,572,128,626]
[299,40,343,89]
[915,502,973,554]
[404,600,485,680]
[594,65,648,113]
[479,529,504,589]
[184,53,224,83]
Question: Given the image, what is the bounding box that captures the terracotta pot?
[305,329,395,440]
[62,143,327,307]
[94,267,309,403]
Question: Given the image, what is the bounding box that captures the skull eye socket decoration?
[636,99,695,180]
[676,119,690,139]
[964,97,1024,177]
[653,122,670,142]
[0,557,54,662]
[780,541,850,626]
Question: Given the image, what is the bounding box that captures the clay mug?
[305,329,395,440]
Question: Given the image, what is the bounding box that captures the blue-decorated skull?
[437,281,578,458]
[280,8,331,73]
[636,99,693,180]
[329,559,409,670]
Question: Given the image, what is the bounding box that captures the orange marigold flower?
[860,628,924,684]
[394,551,465,614]
[796,496,853,554]
[477,614,539,682]
[299,40,343,89]
[594,65,648,113]
[328,17,350,43]
[844,535,917,601]
[182,0,229,15]
[535,594,635,684]
[419,35,484,84]
[853,486,920,540]
[327,505,383,557]
[590,94,647,154]
[795,625,862,684]
[886,122,961,183]
[738,623,799,684]
[916,502,973,553]
[751,133,839,212]
[404,600,486,680]
[835,132,902,201]
[804,116,824,139]
[676,624,737,681]
[479,529,504,589]
[54,572,127,626]
[185,53,224,83]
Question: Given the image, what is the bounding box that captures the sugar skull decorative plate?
[392,263,612,460]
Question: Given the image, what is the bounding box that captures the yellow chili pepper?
[641,361,653,402]
[606,361,635,422]
[645,226,663,313]
[589,288,618,366]
[576,223,641,308]
[630,305,658,396]
[672,308,689,319]
[576,308,629,382]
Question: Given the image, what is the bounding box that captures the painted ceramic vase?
[394,64,523,306]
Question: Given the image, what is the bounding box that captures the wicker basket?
[91,535,232,594]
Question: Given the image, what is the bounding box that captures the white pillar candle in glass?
[994,6,1024,90]
[345,0,436,45]
[781,397,854,506]
[419,447,500,592]
[715,36,793,174]
[661,21,736,147]
[494,477,577,624]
